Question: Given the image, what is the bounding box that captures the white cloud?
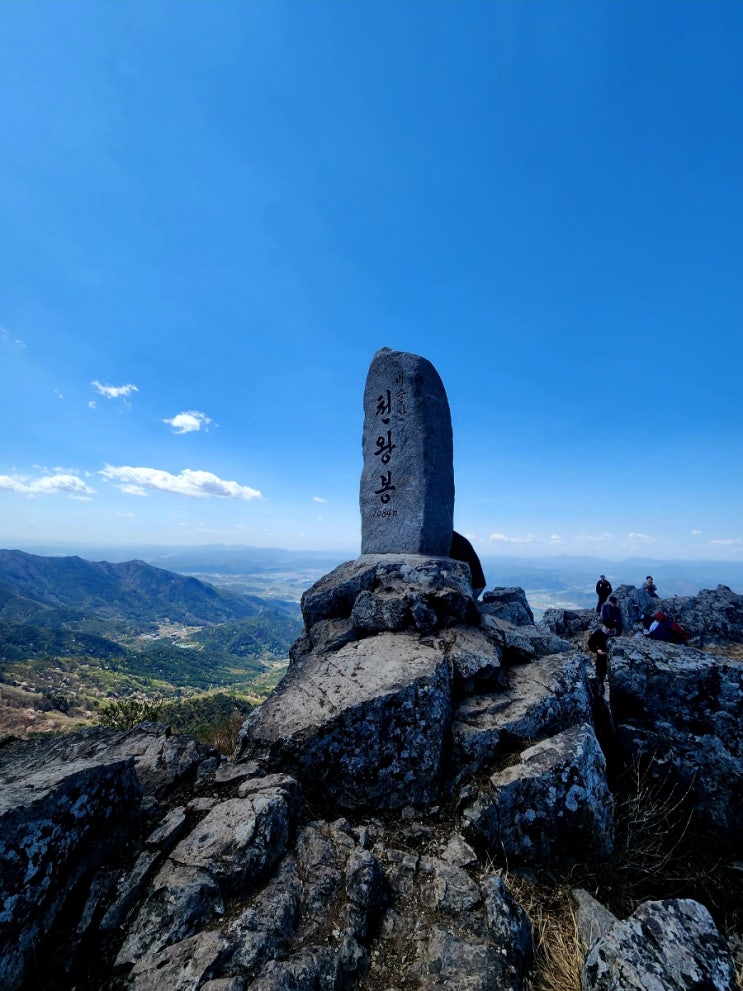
[627,532,656,544]
[313,496,328,503]
[488,532,536,544]
[163,411,212,434]
[708,537,742,547]
[691,529,702,535]
[577,532,615,544]
[0,471,95,498]
[100,465,263,501]
[91,380,138,400]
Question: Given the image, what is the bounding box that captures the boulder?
[449,651,593,785]
[539,606,597,639]
[236,631,452,810]
[461,723,614,867]
[657,584,743,647]
[609,637,743,853]
[572,888,619,952]
[371,846,532,991]
[437,625,503,693]
[298,555,478,650]
[0,737,142,989]
[480,587,535,626]
[582,898,738,991]
[480,612,574,664]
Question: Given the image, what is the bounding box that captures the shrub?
[98,695,163,730]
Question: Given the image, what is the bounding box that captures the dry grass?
[202,710,245,755]
[497,758,742,991]
[599,759,698,913]
[504,874,582,991]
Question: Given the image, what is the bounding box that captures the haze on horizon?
[1,2,741,563]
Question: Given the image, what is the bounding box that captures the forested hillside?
[0,550,301,738]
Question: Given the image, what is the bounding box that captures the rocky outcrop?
[1,569,741,990]
[237,632,452,810]
[582,898,738,991]
[609,635,743,848]
[460,723,614,867]
[0,724,220,990]
[656,584,743,647]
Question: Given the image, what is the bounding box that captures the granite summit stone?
[360,347,454,555]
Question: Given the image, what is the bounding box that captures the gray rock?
[300,554,478,645]
[572,888,619,952]
[114,861,225,969]
[0,734,142,990]
[610,637,743,852]
[440,832,479,867]
[438,625,503,691]
[480,587,535,626]
[170,790,297,896]
[103,721,221,797]
[463,723,614,867]
[481,874,533,977]
[236,632,452,810]
[125,929,233,991]
[479,613,537,662]
[657,584,743,647]
[225,856,302,978]
[360,347,454,556]
[582,898,738,991]
[417,854,482,915]
[450,650,593,784]
[145,805,188,849]
[539,607,598,639]
[99,849,162,931]
[372,846,532,991]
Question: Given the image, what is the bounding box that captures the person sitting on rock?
[449,530,486,601]
[644,610,689,645]
[643,575,659,597]
[595,575,612,614]
[600,594,623,635]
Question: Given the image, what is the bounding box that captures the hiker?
[595,575,612,613]
[644,611,689,645]
[600,594,623,635]
[642,575,659,597]
[449,531,486,601]
[587,619,616,692]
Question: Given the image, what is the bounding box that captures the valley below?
[3,544,742,744]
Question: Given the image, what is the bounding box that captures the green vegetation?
[0,613,297,739]
[98,695,164,730]
[161,692,255,754]
[0,620,127,662]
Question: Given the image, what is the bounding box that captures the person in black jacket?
[449,531,486,600]
[600,594,623,635]
[595,575,612,614]
[587,619,616,692]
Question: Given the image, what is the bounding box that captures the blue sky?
[1,0,741,561]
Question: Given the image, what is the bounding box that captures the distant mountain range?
[7,542,742,593]
[0,550,303,715]
[0,549,297,632]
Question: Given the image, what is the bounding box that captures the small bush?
[98,695,163,730]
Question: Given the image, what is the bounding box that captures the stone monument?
[360,347,454,555]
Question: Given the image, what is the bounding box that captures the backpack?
[668,620,690,645]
